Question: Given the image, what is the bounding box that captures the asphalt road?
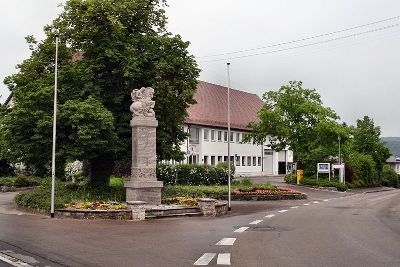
[0,184,399,266]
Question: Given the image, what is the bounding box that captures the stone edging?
[55,209,132,220]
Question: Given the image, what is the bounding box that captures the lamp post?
[50,36,59,218]
[227,62,231,211]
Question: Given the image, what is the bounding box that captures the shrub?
[300,177,348,191]
[381,165,399,188]
[284,174,296,184]
[346,152,379,186]
[0,177,16,187]
[15,180,125,211]
[156,163,230,186]
[14,176,40,187]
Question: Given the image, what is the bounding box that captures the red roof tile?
[186,81,264,131]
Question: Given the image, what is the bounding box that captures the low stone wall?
[198,198,228,216]
[55,209,132,220]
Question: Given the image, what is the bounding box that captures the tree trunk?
[89,153,114,186]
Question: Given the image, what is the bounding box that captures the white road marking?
[194,253,216,265]
[303,203,310,206]
[278,209,288,213]
[290,206,299,209]
[217,253,231,265]
[0,252,33,267]
[234,227,249,233]
[313,201,319,204]
[323,199,329,202]
[249,220,263,225]
[216,238,236,246]
[265,214,276,218]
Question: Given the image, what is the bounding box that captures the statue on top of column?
[130,87,155,118]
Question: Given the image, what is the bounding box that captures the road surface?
[0,185,399,266]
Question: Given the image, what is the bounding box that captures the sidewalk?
[0,191,21,215]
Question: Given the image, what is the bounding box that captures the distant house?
[386,156,400,174]
[179,81,293,177]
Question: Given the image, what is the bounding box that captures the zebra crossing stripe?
[217,253,231,265]
[194,253,216,265]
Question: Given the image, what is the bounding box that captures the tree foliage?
[248,81,343,169]
[352,116,390,172]
[1,0,199,182]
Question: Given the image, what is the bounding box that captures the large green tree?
[352,116,390,172]
[1,0,199,183]
[248,81,345,170]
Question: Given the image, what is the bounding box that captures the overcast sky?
[1,1,399,136]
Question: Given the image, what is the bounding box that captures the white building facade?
[179,81,293,177]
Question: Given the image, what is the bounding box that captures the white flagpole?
[227,62,231,211]
[50,36,59,218]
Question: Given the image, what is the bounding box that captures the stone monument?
[124,87,163,205]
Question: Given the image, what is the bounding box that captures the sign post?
[317,163,331,181]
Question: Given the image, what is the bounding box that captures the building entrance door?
[263,149,273,175]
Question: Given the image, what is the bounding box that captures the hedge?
[157,163,234,186]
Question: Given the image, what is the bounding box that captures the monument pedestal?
[124,116,163,205]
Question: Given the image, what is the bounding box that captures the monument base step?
[145,205,202,218]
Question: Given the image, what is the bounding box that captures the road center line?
[278,209,288,213]
[265,214,276,218]
[217,253,231,265]
[313,201,319,204]
[216,238,236,246]
[249,220,263,225]
[290,206,299,209]
[323,199,329,202]
[194,253,217,265]
[234,227,249,233]
[303,203,310,206]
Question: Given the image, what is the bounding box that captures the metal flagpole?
[227,62,231,211]
[50,36,59,218]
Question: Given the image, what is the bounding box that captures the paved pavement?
[0,180,399,266]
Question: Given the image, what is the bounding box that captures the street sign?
[317,163,331,181]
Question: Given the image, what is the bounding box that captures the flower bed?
[230,187,307,201]
[161,197,198,206]
[64,201,127,210]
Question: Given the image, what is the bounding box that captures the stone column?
[124,87,163,205]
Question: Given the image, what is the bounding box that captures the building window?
[258,157,261,166]
[204,129,209,141]
[211,130,215,141]
[230,156,234,163]
[204,155,209,165]
[211,156,215,166]
[236,155,240,166]
[247,156,251,166]
[230,132,234,142]
[236,133,240,143]
[264,149,273,155]
[188,155,198,164]
[253,156,256,166]
[242,156,246,166]
[218,156,222,163]
[218,131,222,142]
[224,156,228,162]
[224,131,228,142]
[189,127,199,144]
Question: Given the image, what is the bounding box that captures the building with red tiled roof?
[180,81,293,176]
[186,81,264,131]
